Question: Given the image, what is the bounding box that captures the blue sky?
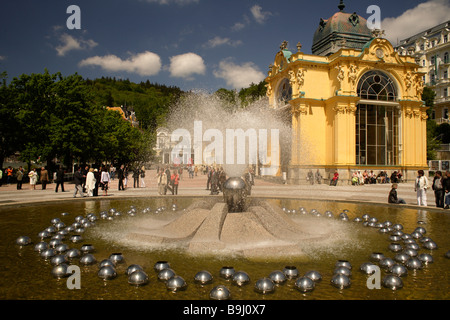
[1,0,449,92]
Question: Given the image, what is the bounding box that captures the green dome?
[312,10,372,56]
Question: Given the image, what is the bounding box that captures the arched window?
[357,70,397,101]
[356,71,399,166]
[277,78,292,106]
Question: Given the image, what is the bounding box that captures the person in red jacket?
[171,170,179,195]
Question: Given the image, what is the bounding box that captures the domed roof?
[312,3,372,56]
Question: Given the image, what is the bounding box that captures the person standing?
[40,167,49,190]
[28,168,38,190]
[101,167,111,196]
[6,166,13,184]
[117,164,125,191]
[16,167,24,190]
[443,171,450,209]
[432,171,445,208]
[415,170,429,206]
[165,166,172,195]
[73,167,85,198]
[157,169,167,195]
[85,168,96,197]
[0,168,3,187]
[55,166,65,192]
[133,167,140,188]
[93,168,100,196]
[140,166,146,188]
[171,169,179,195]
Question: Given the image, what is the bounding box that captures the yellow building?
[265,3,427,184]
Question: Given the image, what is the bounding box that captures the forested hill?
[85,77,184,131]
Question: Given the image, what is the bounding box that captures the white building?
[395,20,450,124]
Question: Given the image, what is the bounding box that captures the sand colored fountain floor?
[124,199,347,259]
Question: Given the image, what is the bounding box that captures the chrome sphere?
[154,260,170,272]
[52,263,70,279]
[79,254,97,266]
[304,270,322,282]
[38,230,51,239]
[392,230,404,237]
[406,243,420,250]
[128,270,149,286]
[254,278,275,294]
[50,254,69,266]
[34,242,48,252]
[382,275,403,290]
[405,257,423,270]
[55,222,66,230]
[283,266,299,279]
[379,227,389,234]
[418,253,434,264]
[16,236,32,246]
[445,251,450,259]
[48,239,62,248]
[335,260,352,270]
[51,218,61,225]
[51,234,64,241]
[158,268,176,282]
[360,262,377,275]
[194,270,213,285]
[392,224,403,231]
[379,257,396,269]
[353,217,362,222]
[414,227,426,235]
[109,253,124,264]
[126,264,143,276]
[325,211,334,218]
[362,214,370,221]
[330,274,351,289]
[45,226,56,234]
[223,177,248,213]
[403,238,417,244]
[334,266,352,277]
[268,270,287,284]
[295,277,315,293]
[390,235,402,242]
[423,240,438,250]
[232,271,251,287]
[389,243,403,253]
[166,276,187,292]
[411,231,423,239]
[403,248,418,257]
[99,259,116,269]
[370,252,385,262]
[70,235,83,243]
[219,266,235,280]
[65,248,81,260]
[210,285,231,300]
[98,266,117,280]
[41,248,56,259]
[389,264,408,277]
[80,244,95,254]
[394,253,410,264]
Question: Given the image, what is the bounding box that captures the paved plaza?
[0,169,446,212]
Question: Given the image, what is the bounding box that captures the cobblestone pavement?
[0,169,446,212]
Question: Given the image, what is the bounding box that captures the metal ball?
[45,226,57,234]
[98,266,117,280]
[283,266,299,279]
[51,218,61,225]
[394,252,410,264]
[99,259,116,269]
[379,227,389,233]
[390,235,402,242]
[304,270,322,282]
[254,278,276,294]
[389,264,408,277]
[392,230,404,237]
[80,244,95,254]
[382,275,403,290]
[41,248,56,259]
[330,274,351,289]
[232,271,250,286]
[34,242,48,252]
[334,266,352,277]
[423,240,438,250]
[154,261,170,272]
[48,239,62,248]
[392,224,403,231]
[353,217,362,222]
[405,257,423,270]
[419,236,433,243]
[52,263,70,279]
[406,243,420,250]
[268,270,287,284]
[411,231,423,239]
[402,233,412,240]
[403,248,418,257]
[70,235,83,243]
[389,243,403,253]
[362,214,370,221]
[158,268,176,282]
[79,254,97,266]
[38,231,51,239]
[359,262,377,275]
[166,276,187,292]
[403,238,416,244]
[418,253,434,264]
[65,248,81,260]
[109,253,124,264]
[194,270,213,285]
[370,252,385,262]
[126,264,143,276]
[128,270,149,286]
[379,257,396,269]
[16,236,32,246]
[295,277,315,293]
[219,266,235,280]
[335,260,352,270]
[55,222,66,230]
[210,285,231,300]
[51,254,69,266]
[414,227,426,235]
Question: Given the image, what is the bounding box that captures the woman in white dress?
[415,169,429,206]
[28,169,38,190]
[85,168,96,197]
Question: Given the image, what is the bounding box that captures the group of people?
[0,166,51,190]
[73,165,112,198]
[306,169,323,185]
[156,167,180,195]
[352,170,403,186]
[206,167,228,195]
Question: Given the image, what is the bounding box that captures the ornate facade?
[265,4,427,184]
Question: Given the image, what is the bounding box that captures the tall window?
[356,71,399,166]
[444,52,449,63]
[277,78,292,106]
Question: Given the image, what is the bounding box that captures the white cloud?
[382,0,450,43]
[250,5,272,24]
[213,59,265,89]
[203,36,243,48]
[55,33,98,56]
[231,22,246,32]
[79,51,162,76]
[169,53,206,79]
